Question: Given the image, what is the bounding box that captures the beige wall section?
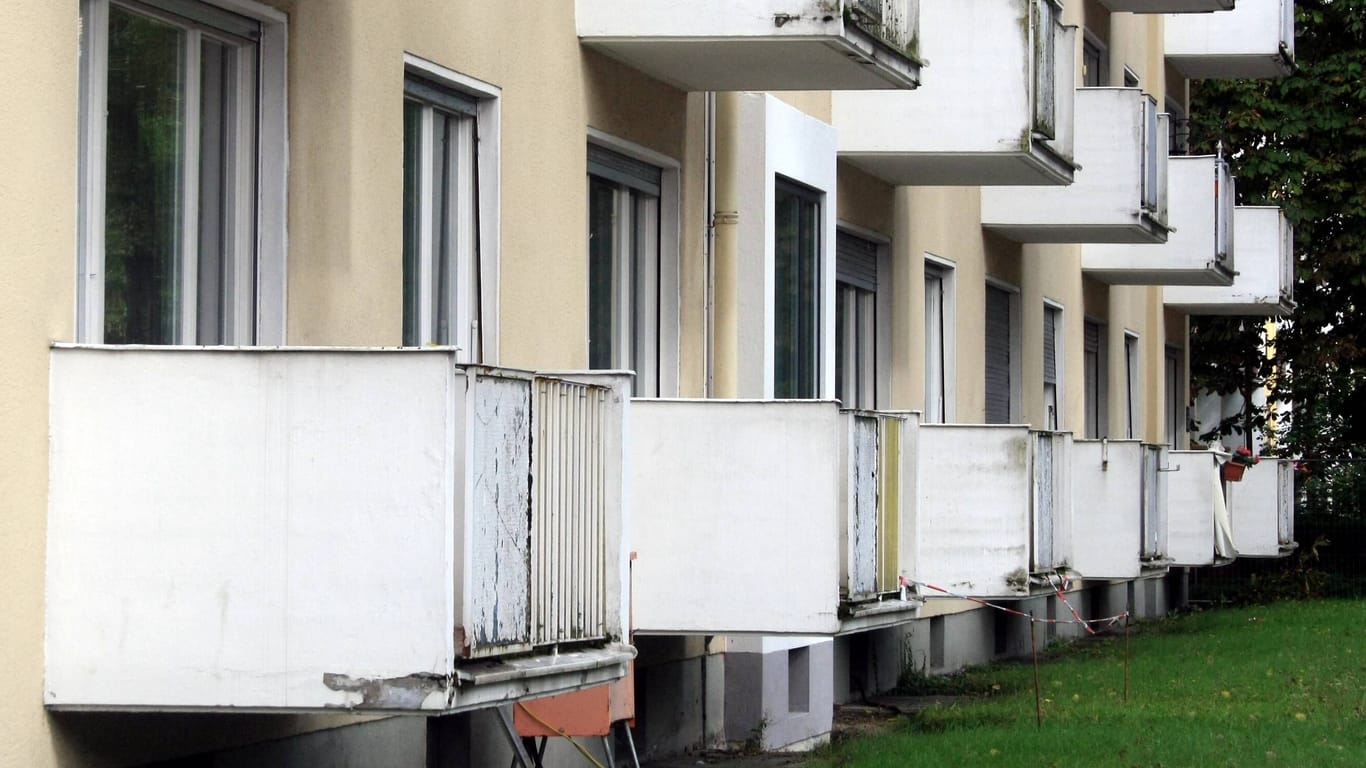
[0,3,76,765]
[836,163,894,237]
[278,0,689,370]
[1021,245,1086,431]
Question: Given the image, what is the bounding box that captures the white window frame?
[585,129,681,398]
[77,0,288,345]
[985,277,1022,424]
[1043,300,1064,431]
[1124,330,1141,439]
[1081,30,1109,88]
[924,254,957,423]
[1165,345,1184,450]
[834,223,891,411]
[1083,317,1108,439]
[402,54,501,362]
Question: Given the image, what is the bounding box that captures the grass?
[811,600,1366,768]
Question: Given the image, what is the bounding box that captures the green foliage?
[1190,3,1366,510]
[811,601,1366,767]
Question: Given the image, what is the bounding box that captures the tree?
[1189,1,1366,513]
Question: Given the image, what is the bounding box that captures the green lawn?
[812,600,1366,768]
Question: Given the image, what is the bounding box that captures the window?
[1166,347,1184,450]
[925,259,955,423]
[1043,303,1062,430]
[774,178,822,399]
[835,230,880,410]
[1167,97,1189,156]
[588,143,663,396]
[1124,332,1140,439]
[403,73,482,357]
[1083,320,1108,438]
[984,283,1019,424]
[1082,34,1107,88]
[78,0,286,345]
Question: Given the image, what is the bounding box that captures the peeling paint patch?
[322,672,447,710]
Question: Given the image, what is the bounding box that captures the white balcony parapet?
[1082,154,1236,285]
[983,89,1170,243]
[1098,1,1234,11]
[45,346,631,712]
[1167,450,1238,567]
[912,426,1071,598]
[1228,458,1298,557]
[1165,206,1295,315]
[630,400,919,636]
[1072,441,1170,580]
[832,0,1077,186]
[576,0,922,91]
[1166,0,1296,79]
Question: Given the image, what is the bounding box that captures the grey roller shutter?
[588,143,662,196]
[1043,308,1058,385]
[836,231,879,292]
[985,286,1012,424]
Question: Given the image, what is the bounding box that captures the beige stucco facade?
[0,0,1224,764]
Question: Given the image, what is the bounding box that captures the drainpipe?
[704,91,717,398]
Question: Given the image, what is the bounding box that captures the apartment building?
[0,1,1299,765]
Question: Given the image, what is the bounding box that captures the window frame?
[1124,330,1141,439]
[1083,318,1108,439]
[401,54,501,361]
[834,224,890,411]
[924,254,957,424]
[585,131,681,398]
[1043,300,1064,431]
[77,0,287,345]
[1081,31,1109,88]
[984,278,1022,424]
[773,176,824,400]
[1165,345,1184,450]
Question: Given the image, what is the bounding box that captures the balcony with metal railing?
[630,400,921,636]
[1167,449,1238,567]
[1082,154,1236,284]
[910,426,1072,598]
[1165,0,1296,79]
[1072,441,1171,580]
[45,346,632,712]
[982,88,1170,243]
[576,0,922,91]
[1165,205,1296,315]
[1228,457,1298,557]
[832,0,1077,186]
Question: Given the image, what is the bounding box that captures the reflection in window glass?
[774,179,821,399]
[103,6,185,344]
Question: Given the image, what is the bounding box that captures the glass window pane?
[401,100,422,345]
[103,5,186,344]
[588,177,618,370]
[775,181,820,399]
[631,192,660,397]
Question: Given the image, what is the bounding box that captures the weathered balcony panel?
[576,0,922,91]
[1165,206,1295,315]
[631,400,918,636]
[983,89,1169,243]
[1082,155,1236,285]
[1228,458,1298,557]
[913,426,1071,598]
[1166,450,1237,567]
[1072,440,1151,580]
[841,410,920,610]
[833,0,1077,186]
[1165,0,1296,79]
[1098,1,1234,11]
[1141,444,1171,565]
[45,347,630,712]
